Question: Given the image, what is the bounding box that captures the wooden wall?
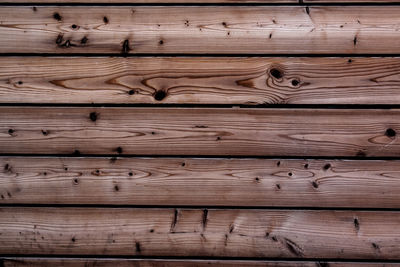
[1,0,400,266]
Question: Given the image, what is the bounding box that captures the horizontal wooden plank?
[1,107,400,156]
[0,0,396,2]
[1,208,400,258]
[2,157,400,208]
[2,57,400,104]
[1,6,400,54]
[0,0,295,2]
[2,258,398,267]
[305,0,400,2]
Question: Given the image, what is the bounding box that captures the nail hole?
[71,24,77,29]
[89,112,98,122]
[354,218,360,231]
[116,147,123,154]
[18,81,23,85]
[269,68,283,79]
[103,16,109,23]
[53,12,62,21]
[323,163,331,171]
[80,36,88,44]
[129,172,133,176]
[312,181,318,188]
[276,183,281,189]
[304,163,309,169]
[73,178,79,185]
[8,129,14,135]
[56,34,63,45]
[41,130,48,136]
[181,162,186,167]
[154,90,166,101]
[159,40,164,45]
[122,39,130,55]
[135,242,141,252]
[277,161,280,167]
[386,128,396,138]
[291,79,300,86]
[114,185,119,191]
[288,172,293,177]
[128,89,135,95]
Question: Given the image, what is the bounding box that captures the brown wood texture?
[305,0,400,2]
[2,157,400,208]
[1,6,400,54]
[2,57,400,105]
[1,107,400,156]
[0,0,295,2]
[2,258,399,267]
[1,208,400,258]
[0,0,397,2]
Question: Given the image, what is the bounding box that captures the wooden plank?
[0,0,295,2]
[2,57,400,105]
[1,208,400,258]
[2,157,400,208]
[2,258,399,267]
[1,107,400,156]
[305,0,400,2]
[0,6,400,54]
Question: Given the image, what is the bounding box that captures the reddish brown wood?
[1,107,400,156]
[1,208,400,258]
[0,6,400,54]
[2,57,400,105]
[2,157,400,208]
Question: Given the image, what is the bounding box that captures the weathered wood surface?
[0,0,295,2]
[2,157,400,208]
[2,57,400,104]
[2,258,398,267]
[1,208,400,258]
[1,107,400,156]
[0,0,397,2]
[1,6,400,54]
[305,0,400,2]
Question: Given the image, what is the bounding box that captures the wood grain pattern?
[1,208,400,258]
[305,0,400,2]
[2,258,398,267]
[1,6,400,54]
[0,0,295,2]
[1,107,400,156]
[2,157,400,208]
[2,57,400,104]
